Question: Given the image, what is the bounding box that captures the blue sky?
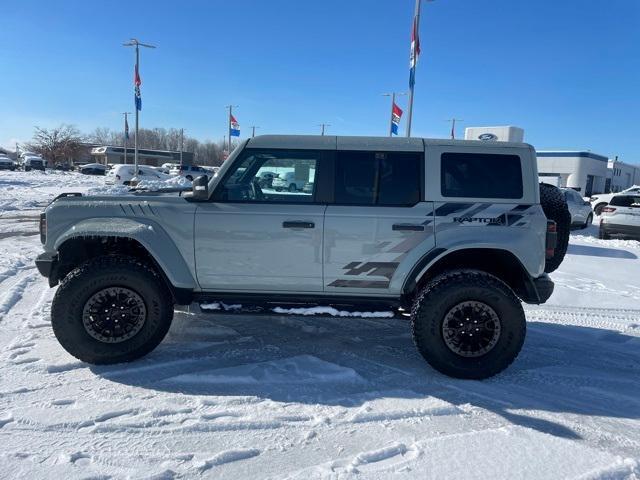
[1,0,638,161]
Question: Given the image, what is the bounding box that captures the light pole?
[121,112,132,164]
[318,123,331,135]
[180,128,184,167]
[446,118,464,139]
[382,92,407,136]
[250,126,260,138]
[123,38,156,177]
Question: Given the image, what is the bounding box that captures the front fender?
[54,217,197,289]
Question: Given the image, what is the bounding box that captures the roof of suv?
[245,134,532,151]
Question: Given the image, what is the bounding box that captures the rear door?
[324,140,434,296]
[194,148,327,292]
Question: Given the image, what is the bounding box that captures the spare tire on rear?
[539,183,571,273]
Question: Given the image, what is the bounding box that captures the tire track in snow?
[0,271,37,321]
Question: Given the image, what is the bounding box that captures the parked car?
[36,134,569,380]
[561,188,593,228]
[22,156,46,171]
[272,171,308,192]
[162,162,179,171]
[0,155,16,170]
[590,185,640,215]
[152,166,171,175]
[599,194,640,240]
[256,170,278,188]
[106,164,171,185]
[80,163,107,175]
[169,164,208,181]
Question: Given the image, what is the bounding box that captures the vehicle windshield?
[206,139,248,193]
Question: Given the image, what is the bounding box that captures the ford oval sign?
[478,133,498,141]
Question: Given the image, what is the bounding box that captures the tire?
[539,183,571,273]
[185,175,193,181]
[594,203,607,216]
[51,255,174,365]
[581,213,593,229]
[288,183,297,192]
[411,270,526,379]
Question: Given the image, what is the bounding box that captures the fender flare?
[54,217,197,290]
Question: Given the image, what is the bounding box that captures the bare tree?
[29,124,85,165]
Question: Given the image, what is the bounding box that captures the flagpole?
[134,44,139,173]
[123,38,156,179]
[406,0,426,138]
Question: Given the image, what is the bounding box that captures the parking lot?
[0,170,639,479]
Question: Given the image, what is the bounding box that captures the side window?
[334,151,422,206]
[214,150,318,203]
[441,152,523,199]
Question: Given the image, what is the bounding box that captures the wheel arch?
[52,218,196,303]
[403,247,537,304]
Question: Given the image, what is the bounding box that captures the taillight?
[602,207,616,213]
[39,213,47,244]
[545,220,557,259]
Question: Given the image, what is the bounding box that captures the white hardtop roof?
[246,134,531,151]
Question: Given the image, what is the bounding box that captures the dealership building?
[90,146,193,167]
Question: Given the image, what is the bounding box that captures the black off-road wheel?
[51,255,174,365]
[539,183,571,273]
[411,270,526,379]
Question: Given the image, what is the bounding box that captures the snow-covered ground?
[0,171,639,479]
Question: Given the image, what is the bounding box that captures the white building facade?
[536,151,609,196]
[607,158,640,193]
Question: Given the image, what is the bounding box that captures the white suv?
[599,194,640,240]
[590,185,640,215]
[106,165,171,185]
[272,171,309,192]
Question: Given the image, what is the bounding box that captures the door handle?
[283,221,315,229]
[392,223,425,232]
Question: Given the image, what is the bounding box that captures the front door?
[194,148,326,292]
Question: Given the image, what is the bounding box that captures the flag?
[125,115,130,140]
[230,114,240,137]
[409,17,420,88]
[391,102,403,136]
[134,64,142,111]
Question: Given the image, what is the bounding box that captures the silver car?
[562,188,593,228]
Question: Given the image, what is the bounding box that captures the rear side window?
[334,151,422,206]
[441,152,523,199]
[610,195,640,207]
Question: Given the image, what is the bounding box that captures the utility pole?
[318,123,331,135]
[250,126,259,138]
[180,128,184,167]
[123,38,156,178]
[225,105,238,152]
[446,118,464,139]
[121,112,132,164]
[382,92,407,136]
[406,0,433,137]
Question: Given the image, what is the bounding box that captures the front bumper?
[35,252,60,287]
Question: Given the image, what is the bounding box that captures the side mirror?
[191,175,209,200]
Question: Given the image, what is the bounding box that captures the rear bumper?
[35,252,59,287]
[600,223,640,239]
[521,273,554,305]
